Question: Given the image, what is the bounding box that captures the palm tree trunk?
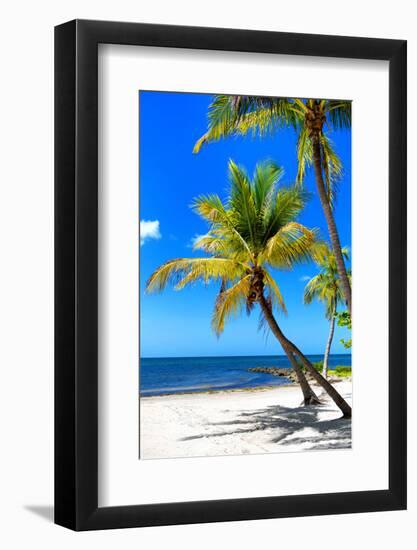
[288,351,321,406]
[323,305,336,379]
[259,294,351,418]
[258,296,320,405]
[311,134,352,316]
[287,342,351,418]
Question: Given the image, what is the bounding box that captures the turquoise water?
[139,354,352,396]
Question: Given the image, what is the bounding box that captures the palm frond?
[192,191,256,262]
[211,275,251,336]
[295,126,312,186]
[193,132,210,154]
[191,193,228,224]
[320,134,342,207]
[303,242,350,318]
[261,189,310,246]
[262,222,319,268]
[252,160,284,214]
[193,95,303,153]
[228,160,258,246]
[234,101,301,137]
[146,257,247,293]
[325,101,352,129]
[234,109,281,138]
[193,233,232,257]
[303,273,326,304]
[263,270,287,314]
[234,96,303,127]
[192,230,248,262]
[192,95,235,153]
[293,98,309,114]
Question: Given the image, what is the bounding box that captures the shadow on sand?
[180,398,352,451]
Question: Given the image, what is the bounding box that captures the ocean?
[139,354,352,396]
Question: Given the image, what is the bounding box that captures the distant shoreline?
[140,382,295,399]
[140,355,352,397]
[140,373,352,399]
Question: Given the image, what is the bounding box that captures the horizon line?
[141,352,352,360]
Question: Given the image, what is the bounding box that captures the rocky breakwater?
[248,367,299,383]
[248,366,350,384]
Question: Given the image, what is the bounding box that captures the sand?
[140,380,352,459]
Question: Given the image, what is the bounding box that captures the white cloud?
[140,220,161,246]
[299,275,311,282]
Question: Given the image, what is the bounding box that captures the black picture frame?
[55,19,407,531]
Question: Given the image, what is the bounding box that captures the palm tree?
[193,95,352,315]
[146,160,351,417]
[304,244,350,378]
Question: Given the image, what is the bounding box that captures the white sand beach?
[140,380,352,459]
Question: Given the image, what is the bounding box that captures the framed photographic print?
[55,19,407,530]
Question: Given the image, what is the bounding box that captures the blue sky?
[139,91,351,358]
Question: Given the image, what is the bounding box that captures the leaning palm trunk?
[259,294,351,418]
[311,135,352,315]
[289,352,321,405]
[289,343,351,418]
[323,303,337,379]
[258,296,320,405]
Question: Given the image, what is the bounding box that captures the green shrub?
[337,311,352,349]
[331,365,352,377]
[312,360,323,373]
[297,362,351,377]
[299,360,323,374]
